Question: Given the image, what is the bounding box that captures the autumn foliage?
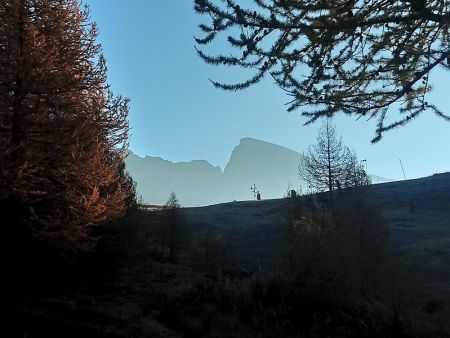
[0,0,135,247]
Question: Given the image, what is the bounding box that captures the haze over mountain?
[223,138,303,203]
[125,137,391,206]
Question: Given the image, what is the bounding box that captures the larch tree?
[0,0,134,247]
[299,120,368,207]
[342,150,371,188]
[194,0,450,142]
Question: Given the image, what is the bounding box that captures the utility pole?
[399,159,407,180]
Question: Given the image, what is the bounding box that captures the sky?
[86,0,450,181]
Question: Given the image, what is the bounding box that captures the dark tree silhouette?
[299,120,369,206]
[343,150,372,188]
[163,192,187,263]
[194,0,450,142]
[0,0,134,246]
[165,191,181,209]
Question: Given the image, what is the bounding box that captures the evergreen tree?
[194,0,450,141]
[0,0,134,246]
[165,191,181,209]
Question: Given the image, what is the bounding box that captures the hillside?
[376,173,450,299]
[9,173,450,337]
[148,172,450,300]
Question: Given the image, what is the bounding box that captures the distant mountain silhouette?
[125,153,223,206]
[125,137,392,206]
[223,137,303,202]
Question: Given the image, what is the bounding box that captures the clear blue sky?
[86,0,450,181]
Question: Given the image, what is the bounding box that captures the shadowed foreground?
[1,173,450,337]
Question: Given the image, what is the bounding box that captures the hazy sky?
[86,0,450,181]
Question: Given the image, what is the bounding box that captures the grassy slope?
[153,172,450,300]
[375,173,450,300]
[181,198,289,263]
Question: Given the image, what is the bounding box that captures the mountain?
[371,175,392,184]
[223,137,303,201]
[125,152,223,206]
[125,137,391,206]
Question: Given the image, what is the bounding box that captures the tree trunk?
[326,122,333,209]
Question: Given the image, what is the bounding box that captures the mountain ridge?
[125,137,392,206]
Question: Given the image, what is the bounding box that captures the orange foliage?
[0,0,135,248]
